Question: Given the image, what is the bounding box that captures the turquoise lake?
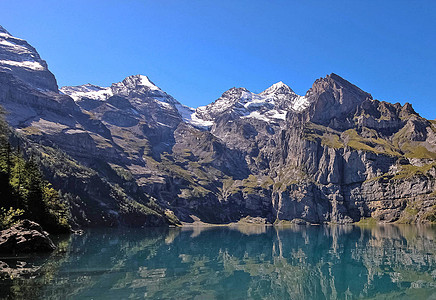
[1,225,435,299]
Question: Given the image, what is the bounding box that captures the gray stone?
[0,220,56,253]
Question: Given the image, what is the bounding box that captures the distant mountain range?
[0,25,435,227]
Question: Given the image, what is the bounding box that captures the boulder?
[0,220,56,253]
[0,260,42,279]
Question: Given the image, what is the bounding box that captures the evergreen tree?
[23,159,46,223]
[0,107,13,209]
[0,105,70,232]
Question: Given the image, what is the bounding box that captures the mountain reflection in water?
[1,225,435,299]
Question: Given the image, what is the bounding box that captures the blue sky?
[1,1,435,118]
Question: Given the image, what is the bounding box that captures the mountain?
[190,81,310,127]
[0,25,57,91]
[0,25,434,227]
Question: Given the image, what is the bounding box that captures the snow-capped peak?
[110,74,165,99]
[114,75,161,92]
[61,75,166,102]
[261,81,295,95]
[187,81,312,127]
[61,74,311,130]
[137,75,160,91]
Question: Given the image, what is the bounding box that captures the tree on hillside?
[0,105,70,232]
[0,106,13,208]
[23,159,46,223]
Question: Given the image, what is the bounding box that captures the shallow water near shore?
[1,225,435,299]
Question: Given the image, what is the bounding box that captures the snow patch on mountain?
[157,100,173,109]
[190,81,310,126]
[0,39,17,47]
[60,84,113,101]
[0,25,58,91]
[0,30,47,71]
[241,109,287,122]
[137,75,160,91]
[175,104,214,129]
[292,95,310,111]
[0,38,32,55]
[0,59,44,71]
[189,113,214,128]
[242,111,271,122]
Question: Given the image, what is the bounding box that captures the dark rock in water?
[275,219,311,226]
[237,216,268,224]
[0,260,42,279]
[0,220,56,253]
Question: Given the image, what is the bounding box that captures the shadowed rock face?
[303,73,373,129]
[0,220,56,253]
[0,25,435,226]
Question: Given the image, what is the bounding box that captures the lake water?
[1,225,435,299]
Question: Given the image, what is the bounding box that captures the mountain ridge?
[0,25,435,227]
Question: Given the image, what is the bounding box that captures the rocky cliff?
[0,25,434,226]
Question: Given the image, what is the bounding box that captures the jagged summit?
[61,74,189,130]
[302,73,374,128]
[309,73,372,99]
[112,74,161,93]
[327,72,348,83]
[326,73,370,93]
[61,74,168,101]
[0,25,11,35]
[135,74,159,89]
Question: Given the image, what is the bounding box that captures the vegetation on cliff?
[0,107,70,233]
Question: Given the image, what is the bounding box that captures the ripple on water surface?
[1,225,435,299]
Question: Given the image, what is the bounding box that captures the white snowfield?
[60,84,113,101]
[177,104,214,128]
[138,75,160,91]
[292,95,311,111]
[61,77,311,129]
